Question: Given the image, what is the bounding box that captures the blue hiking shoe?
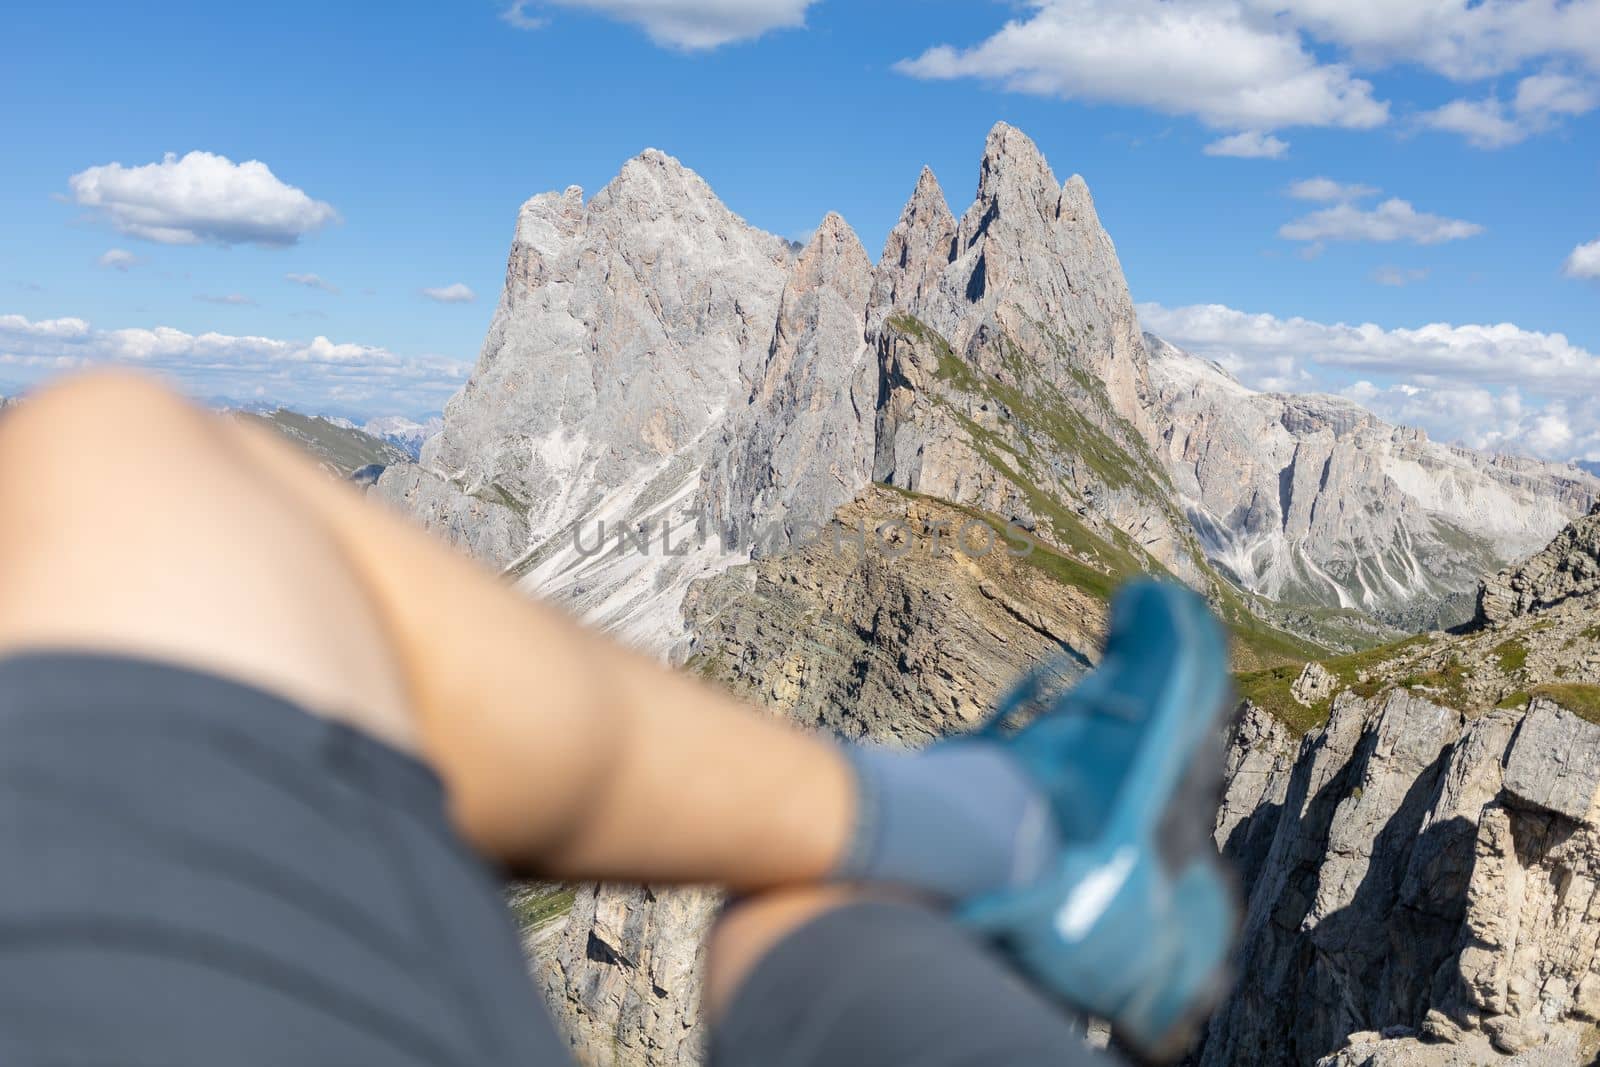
[957,580,1240,1062]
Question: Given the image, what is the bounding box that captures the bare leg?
[0,373,416,752]
[0,372,855,889]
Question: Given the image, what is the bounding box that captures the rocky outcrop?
[1147,336,1599,625]
[1477,503,1600,626]
[1207,688,1600,1066]
[541,884,719,1067]
[1211,506,1600,1065]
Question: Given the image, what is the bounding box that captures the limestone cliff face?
[1206,505,1600,1067]
[1209,693,1600,1067]
[376,151,794,650]
[697,212,877,550]
[868,126,1204,583]
[1147,336,1599,626]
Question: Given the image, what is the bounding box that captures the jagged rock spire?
[869,167,957,322]
[973,122,1062,227]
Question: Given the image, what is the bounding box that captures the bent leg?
[220,413,857,887]
[0,371,855,890]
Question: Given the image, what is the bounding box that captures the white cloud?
[285,272,340,293]
[1287,176,1380,201]
[0,312,466,416]
[895,0,1389,132]
[1422,70,1599,147]
[1204,131,1289,158]
[421,283,477,304]
[67,151,338,247]
[539,0,818,50]
[1372,266,1430,287]
[1246,0,1600,81]
[1566,238,1600,279]
[501,1,547,29]
[1279,197,1484,244]
[97,248,140,272]
[1139,300,1600,460]
[196,293,257,306]
[0,314,92,341]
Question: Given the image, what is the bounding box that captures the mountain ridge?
[380,124,1596,654]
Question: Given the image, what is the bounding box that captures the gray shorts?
[0,653,1112,1066]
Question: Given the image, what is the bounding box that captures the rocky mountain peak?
[974,121,1059,215]
[1476,501,1600,626]
[868,167,957,324]
[801,211,866,262]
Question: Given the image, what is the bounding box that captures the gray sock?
[833,743,1062,902]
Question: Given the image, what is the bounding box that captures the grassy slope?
[239,409,410,476]
[885,314,1336,672]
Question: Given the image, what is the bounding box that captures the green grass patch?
[1530,684,1600,725]
[1236,665,1324,734]
[471,480,530,512]
[1397,656,1471,705]
[508,885,577,932]
[882,484,1130,602]
[1494,640,1529,674]
[1233,632,1436,735]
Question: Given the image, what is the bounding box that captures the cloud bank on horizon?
[0,313,465,419]
[1140,302,1600,464]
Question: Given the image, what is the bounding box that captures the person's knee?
[4,368,194,435]
[0,370,416,750]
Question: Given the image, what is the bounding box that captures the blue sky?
[2,0,1597,458]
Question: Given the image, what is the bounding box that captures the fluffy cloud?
[0,312,466,416]
[1203,131,1289,158]
[1566,238,1600,279]
[895,0,1389,132]
[67,151,338,247]
[1287,177,1380,201]
[536,0,818,50]
[421,283,477,304]
[97,248,139,272]
[1139,300,1600,460]
[1422,70,1599,147]
[285,272,340,293]
[1279,198,1484,244]
[1247,0,1600,81]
